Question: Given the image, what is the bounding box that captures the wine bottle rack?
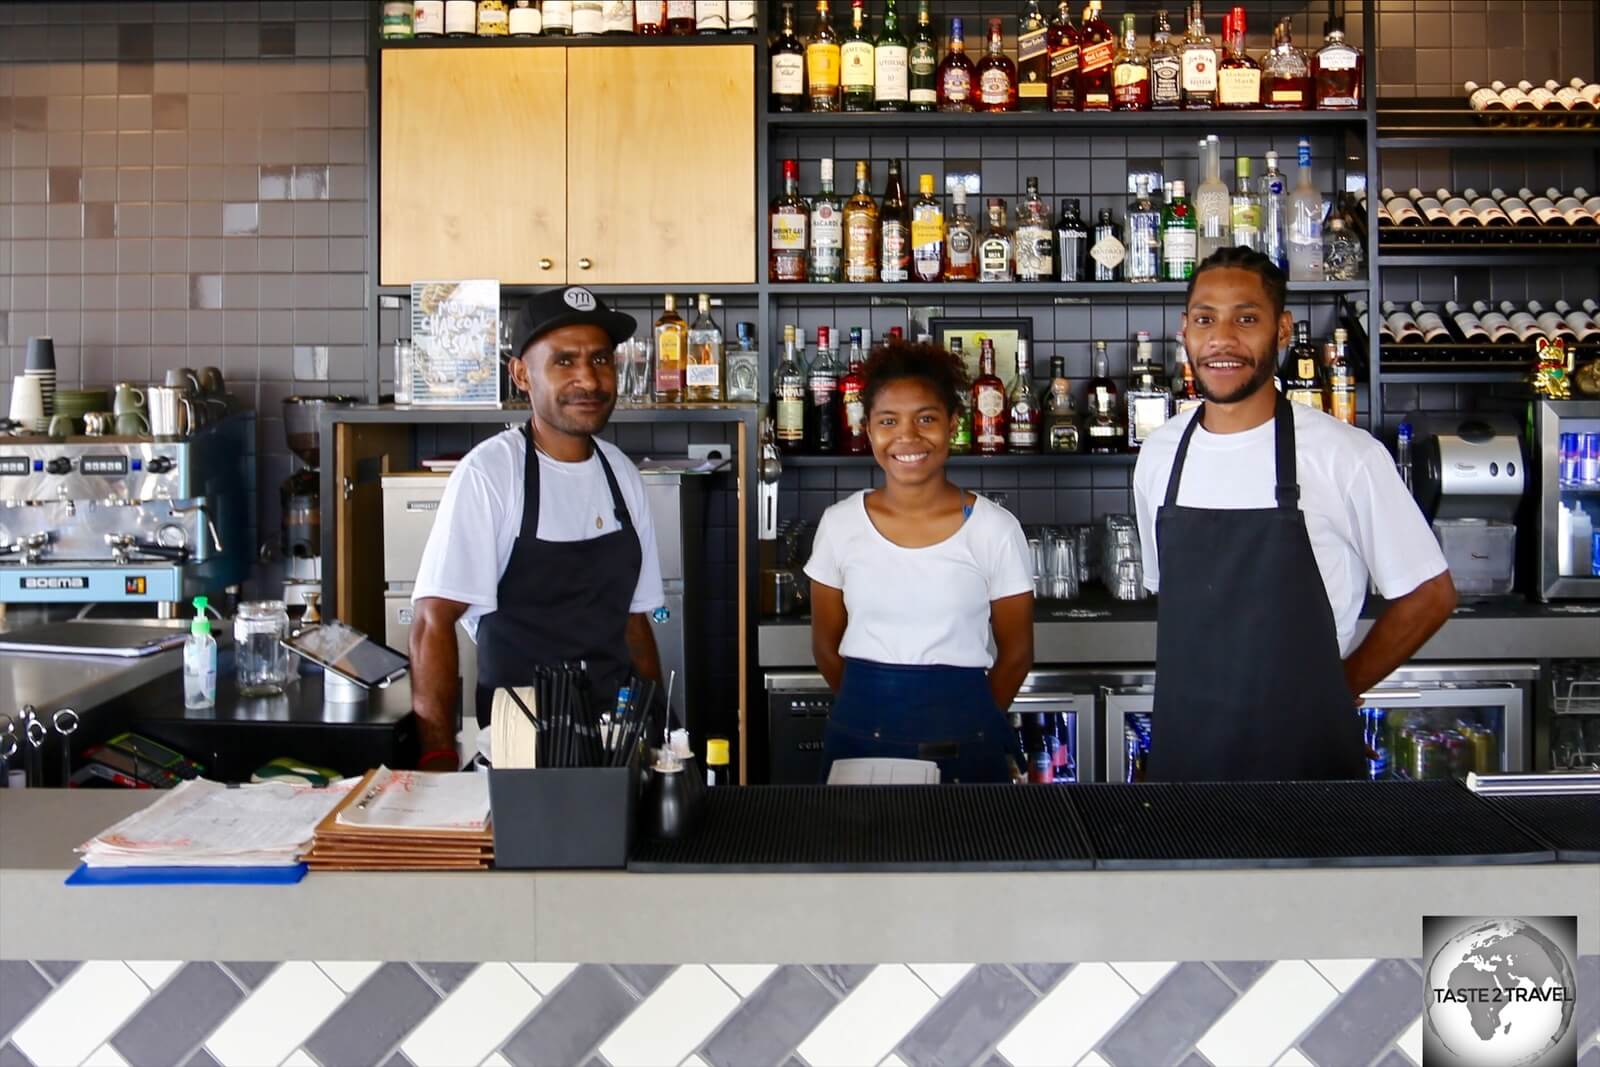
[1345,315,1600,373]
[1376,224,1600,252]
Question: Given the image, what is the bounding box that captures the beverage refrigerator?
[1532,398,1600,599]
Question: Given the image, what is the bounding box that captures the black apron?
[474,426,642,733]
[1147,394,1367,782]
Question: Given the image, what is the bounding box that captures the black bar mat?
[1481,795,1600,863]
[630,784,1094,872]
[1069,781,1556,870]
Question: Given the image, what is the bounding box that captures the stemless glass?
[235,600,292,696]
[616,338,654,406]
[1047,530,1080,600]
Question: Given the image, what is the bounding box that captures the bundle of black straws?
[503,666,656,769]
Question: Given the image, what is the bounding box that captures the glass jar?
[235,600,292,696]
[394,340,414,405]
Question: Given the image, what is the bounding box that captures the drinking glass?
[1047,531,1080,600]
[1026,530,1048,598]
[394,340,414,405]
[616,338,654,406]
[235,601,293,696]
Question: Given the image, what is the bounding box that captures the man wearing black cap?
[409,287,664,769]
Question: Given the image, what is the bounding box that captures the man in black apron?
[409,287,663,770]
[1135,248,1457,782]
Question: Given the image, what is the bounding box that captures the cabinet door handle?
[539,257,553,270]
[578,258,593,270]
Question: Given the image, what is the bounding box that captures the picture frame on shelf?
[930,317,1033,385]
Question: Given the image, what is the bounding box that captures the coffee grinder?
[279,396,354,614]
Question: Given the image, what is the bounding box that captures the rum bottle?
[979,199,1016,282]
[843,160,880,283]
[769,159,809,283]
[908,0,938,111]
[809,158,844,282]
[840,0,874,112]
[879,159,911,283]
[1048,0,1080,111]
[1217,8,1261,110]
[1018,0,1051,111]
[944,185,978,281]
[1044,355,1081,452]
[911,173,945,282]
[654,294,688,403]
[1084,341,1123,453]
[977,17,1018,112]
[972,339,1008,456]
[839,327,869,453]
[937,16,976,111]
[1313,18,1362,110]
[1111,13,1150,111]
[770,2,807,111]
[806,326,842,453]
[1007,339,1042,453]
[686,293,723,402]
[774,324,807,453]
[1075,1,1115,111]
[1148,8,1182,109]
[806,0,842,111]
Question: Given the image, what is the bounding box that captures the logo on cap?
[564,287,597,311]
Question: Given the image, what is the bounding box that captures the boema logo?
[1422,915,1579,1067]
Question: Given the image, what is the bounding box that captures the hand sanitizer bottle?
[184,595,217,709]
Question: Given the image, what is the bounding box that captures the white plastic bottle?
[1573,504,1594,578]
[1557,503,1573,576]
[184,595,217,709]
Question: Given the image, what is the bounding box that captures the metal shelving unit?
[781,452,1139,467]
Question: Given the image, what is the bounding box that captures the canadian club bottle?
[1007,339,1041,453]
[774,324,806,453]
[839,327,869,453]
[770,2,807,111]
[1281,320,1323,411]
[972,339,1008,455]
[806,326,842,453]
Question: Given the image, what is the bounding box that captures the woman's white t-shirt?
[803,490,1035,669]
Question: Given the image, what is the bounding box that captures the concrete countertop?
[3,790,1596,964]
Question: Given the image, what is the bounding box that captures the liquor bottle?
[1462,188,1510,226]
[1126,332,1172,450]
[1321,216,1362,280]
[1218,8,1261,109]
[1354,299,1393,341]
[542,0,572,33]
[1230,155,1262,251]
[1529,301,1579,343]
[948,338,974,453]
[667,0,695,34]
[1547,188,1597,226]
[1287,138,1324,282]
[908,0,938,111]
[1161,180,1198,281]
[1048,1,1080,111]
[476,0,509,35]
[806,326,842,453]
[1075,1,1115,112]
[840,0,874,111]
[770,2,807,111]
[1008,340,1042,453]
[1084,342,1123,453]
[1171,337,1202,412]
[770,159,809,283]
[1045,356,1081,452]
[874,0,909,111]
[1555,300,1600,342]
[937,17,976,112]
[1015,177,1054,282]
[603,1,636,34]
[843,160,879,283]
[1127,176,1162,283]
[806,0,842,111]
[1091,208,1126,282]
[1281,321,1322,410]
[1018,0,1051,111]
[1056,198,1090,282]
[775,324,806,453]
[1380,187,1423,226]
[977,18,1019,112]
[1404,186,1447,226]
[635,0,665,33]
[1436,188,1478,227]
[1382,301,1424,343]
[1577,188,1600,220]
[839,327,869,453]
[911,174,945,282]
[1519,186,1567,227]
[694,0,728,33]
[1111,13,1150,111]
[654,295,688,402]
[1194,135,1229,261]
[1260,151,1289,270]
[1471,300,1519,343]
[1445,301,1489,343]
[728,1,756,33]
[945,185,979,281]
[562,0,602,33]
[1262,17,1311,109]
[809,157,843,282]
[1326,328,1357,426]
[414,0,445,35]
[508,0,540,34]
[726,321,759,402]
[1519,79,1562,121]
[1549,79,1596,115]
[979,199,1016,283]
[445,0,477,35]
[1149,9,1182,109]
[1410,301,1451,344]
[879,160,911,283]
[1313,19,1362,110]
[1492,187,1538,225]
[686,294,724,402]
[1180,1,1218,110]
[972,339,1009,455]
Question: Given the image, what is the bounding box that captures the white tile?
[402,963,540,1067]
[280,1052,317,1067]
[1306,959,1375,995]
[709,964,777,999]
[878,1055,909,1067]
[13,962,151,1067]
[1396,1014,1424,1065]
[125,961,184,992]
[600,965,741,1067]
[1196,961,1341,1067]
[908,964,973,998]
[1272,1049,1315,1067]
[1108,961,1177,995]
[314,961,381,994]
[1075,1053,1112,1067]
[797,965,939,1067]
[679,1056,710,1067]
[205,961,346,1067]
[82,1044,131,1067]
[509,962,577,996]
[998,964,1139,1067]
[479,1055,513,1067]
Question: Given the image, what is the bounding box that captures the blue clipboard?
[65,863,308,886]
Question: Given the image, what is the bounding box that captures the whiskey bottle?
[507,0,540,34]
[945,185,979,281]
[1216,7,1261,110]
[1045,356,1081,452]
[1048,1,1081,111]
[979,199,1016,282]
[1410,301,1451,343]
[770,3,807,111]
[1499,301,1545,343]
[1179,1,1218,110]
[1261,151,1289,270]
[475,0,509,35]
[1470,300,1519,343]
[1091,208,1126,282]
[1519,186,1567,227]
[1282,321,1323,411]
[413,0,445,35]
[1382,301,1425,343]
[977,17,1019,112]
[1261,17,1311,109]
[806,0,842,112]
[1171,337,1202,412]
[1326,328,1357,426]
[1313,19,1361,110]
[1111,13,1150,111]
[809,157,843,282]
[445,0,477,35]
[911,173,945,282]
[1148,9,1182,110]
[1018,0,1052,111]
[1492,187,1539,225]
[728,1,757,33]
[654,295,688,403]
[1230,155,1262,251]
[1529,301,1579,343]
[1445,301,1489,343]
[694,0,728,34]
[1126,331,1172,450]
[769,159,809,283]
[874,0,909,111]
[1007,339,1042,453]
[1015,177,1054,282]
[843,160,880,283]
[1057,198,1090,282]
[1462,188,1510,226]
[840,0,874,112]
[937,17,976,112]
[686,294,724,402]
[1381,187,1424,226]
[838,327,869,453]
[1194,135,1229,261]
[1547,188,1597,226]
[1125,177,1160,283]
[1160,180,1198,281]
[1084,342,1123,453]
[972,339,1009,455]
[1555,299,1600,342]
[908,0,938,111]
[666,0,695,34]
[570,0,603,35]
[879,160,911,283]
[634,1,665,33]
[1407,187,1449,225]
[1076,1,1116,111]
[948,338,974,453]
[805,326,842,453]
[774,325,807,453]
[1436,188,1479,227]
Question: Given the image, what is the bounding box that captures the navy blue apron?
[1147,394,1367,782]
[474,426,643,741]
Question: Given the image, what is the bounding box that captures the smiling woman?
[803,341,1036,785]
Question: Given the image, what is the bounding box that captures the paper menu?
[334,767,490,833]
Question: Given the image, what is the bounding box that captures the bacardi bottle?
[809,158,843,282]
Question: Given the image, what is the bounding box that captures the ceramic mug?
[148,386,195,437]
[164,368,201,394]
[113,383,146,415]
[115,411,150,436]
[47,413,77,438]
[7,375,45,431]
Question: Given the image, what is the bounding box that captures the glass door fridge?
[1533,399,1600,599]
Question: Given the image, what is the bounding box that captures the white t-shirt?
[1132,403,1448,656]
[411,429,666,640]
[804,490,1035,668]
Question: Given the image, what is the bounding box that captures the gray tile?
[1372,1052,1412,1067]
[897,965,1036,1067]
[220,962,279,990]
[1299,960,1421,1067]
[500,965,634,1067]
[83,203,115,239]
[610,965,674,998]
[1010,963,1073,994]
[118,23,154,60]
[809,965,875,995]
[181,1049,221,1067]
[306,963,439,1067]
[1580,1042,1600,1067]
[412,963,477,996]
[111,963,243,1067]
[379,1052,415,1067]
[0,961,52,1042]
[261,22,296,56]
[34,962,80,986]
[47,167,81,204]
[702,966,838,1067]
[1098,962,1235,1067]
[0,1044,37,1067]
[1577,955,1598,1047]
[1211,961,1271,993]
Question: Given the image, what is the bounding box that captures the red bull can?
[1582,432,1600,486]
[1560,433,1580,485]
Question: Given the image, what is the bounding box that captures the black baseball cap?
[508,286,636,361]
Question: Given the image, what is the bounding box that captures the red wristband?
[419,747,458,767]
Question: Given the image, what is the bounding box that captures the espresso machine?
[279,397,354,614]
[0,413,255,606]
